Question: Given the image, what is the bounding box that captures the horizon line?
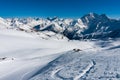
[1,13,120,19]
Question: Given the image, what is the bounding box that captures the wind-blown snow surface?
[0,29,96,80]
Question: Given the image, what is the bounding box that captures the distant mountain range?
[0,13,120,40]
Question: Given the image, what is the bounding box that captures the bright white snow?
[0,29,95,80]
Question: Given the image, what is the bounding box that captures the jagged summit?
[81,13,109,24]
[82,13,99,19]
[47,16,58,21]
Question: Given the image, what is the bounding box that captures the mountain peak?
[89,12,98,18]
[82,13,99,19]
[100,14,108,19]
[47,16,58,21]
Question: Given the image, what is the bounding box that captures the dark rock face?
[40,24,60,33]
[33,25,41,31]
[47,17,58,21]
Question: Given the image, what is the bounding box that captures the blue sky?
[0,0,120,18]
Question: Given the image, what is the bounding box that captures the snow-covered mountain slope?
[0,17,11,29]
[30,48,120,80]
[79,13,120,39]
[0,29,96,80]
[1,29,120,80]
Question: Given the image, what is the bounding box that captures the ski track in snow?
[51,67,63,79]
[20,68,37,80]
[74,60,96,80]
